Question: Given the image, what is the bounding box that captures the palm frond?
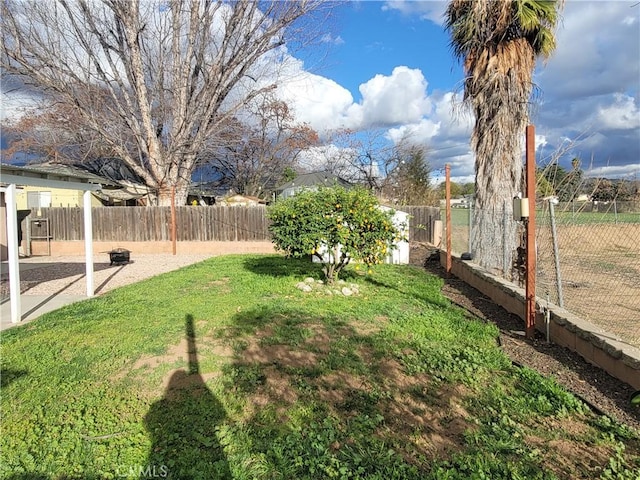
[445,0,563,61]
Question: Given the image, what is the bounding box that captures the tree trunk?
[156,182,190,207]
[468,43,533,277]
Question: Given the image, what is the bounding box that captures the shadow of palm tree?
[142,314,230,479]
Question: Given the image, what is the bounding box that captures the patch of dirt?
[132,338,189,371]
[112,338,189,382]
[536,224,640,348]
[211,301,638,476]
[409,242,640,432]
[388,384,475,460]
[317,371,370,405]
[243,342,320,368]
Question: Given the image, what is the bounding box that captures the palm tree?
[445,0,563,275]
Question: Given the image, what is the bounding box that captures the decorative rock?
[296,282,313,292]
[295,278,359,296]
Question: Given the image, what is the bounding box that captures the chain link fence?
[443,199,640,348]
[536,200,640,348]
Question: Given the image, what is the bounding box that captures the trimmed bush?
[268,186,402,284]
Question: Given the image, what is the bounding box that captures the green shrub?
[268,186,402,283]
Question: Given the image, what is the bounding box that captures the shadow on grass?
[223,301,387,411]
[243,255,400,285]
[0,367,28,388]
[142,314,231,480]
[215,303,471,478]
[243,255,323,278]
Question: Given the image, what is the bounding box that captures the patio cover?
[1,164,101,324]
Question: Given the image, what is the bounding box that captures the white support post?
[83,191,94,297]
[6,184,21,323]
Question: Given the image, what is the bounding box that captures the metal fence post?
[445,164,452,274]
[525,125,537,339]
[468,197,473,254]
[503,201,510,277]
[548,199,564,308]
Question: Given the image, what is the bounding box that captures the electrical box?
[513,197,529,221]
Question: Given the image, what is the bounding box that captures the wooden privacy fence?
[27,205,440,243]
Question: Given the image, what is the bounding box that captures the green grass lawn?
[1,255,638,480]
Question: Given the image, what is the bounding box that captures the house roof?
[81,158,146,185]
[0,163,108,189]
[2,162,153,202]
[276,171,352,191]
[16,162,122,187]
[220,194,265,205]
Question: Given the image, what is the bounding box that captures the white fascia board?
[1,173,101,191]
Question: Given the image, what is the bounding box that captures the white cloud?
[596,94,640,130]
[320,33,344,45]
[295,144,373,182]
[296,144,352,171]
[586,163,640,179]
[350,66,431,127]
[276,65,433,134]
[386,118,440,144]
[4,0,638,183]
[382,0,447,24]
[276,69,356,133]
[535,134,548,151]
[291,1,640,181]
[537,3,639,101]
[0,77,43,122]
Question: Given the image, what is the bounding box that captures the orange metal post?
[171,186,177,256]
[445,164,452,274]
[525,125,537,338]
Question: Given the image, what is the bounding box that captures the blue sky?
[278,0,640,184]
[321,3,462,94]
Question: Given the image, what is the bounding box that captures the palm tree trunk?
[469,43,533,276]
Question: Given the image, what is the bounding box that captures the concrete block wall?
[441,251,640,390]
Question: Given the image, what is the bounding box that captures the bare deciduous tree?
[201,95,318,198]
[2,101,115,163]
[1,0,329,205]
[306,129,434,205]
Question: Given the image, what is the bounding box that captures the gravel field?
[0,253,215,297]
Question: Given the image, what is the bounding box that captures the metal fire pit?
[108,248,131,265]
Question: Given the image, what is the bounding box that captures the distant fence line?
[27,205,440,244]
[555,200,640,215]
